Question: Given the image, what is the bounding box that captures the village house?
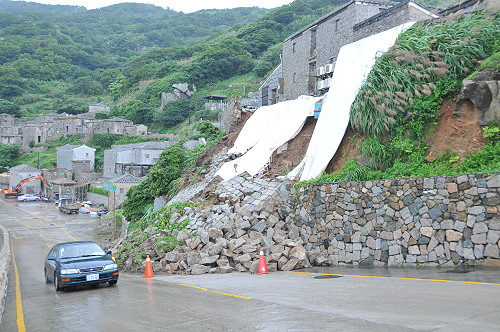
[8,164,42,194]
[103,141,171,178]
[56,144,96,171]
[109,173,146,207]
[1,112,148,151]
[88,103,111,113]
[260,0,438,105]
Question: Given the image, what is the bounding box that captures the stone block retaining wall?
[288,173,500,267]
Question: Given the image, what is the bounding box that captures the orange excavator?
[3,175,50,198]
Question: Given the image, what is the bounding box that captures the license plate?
[86,274,99,281]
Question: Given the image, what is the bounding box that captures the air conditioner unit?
[324,63,334,73]
[324,77,332,88]
[317,80,325,90]
[315,66,325,76]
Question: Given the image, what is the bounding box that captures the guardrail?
[0,224,11,325]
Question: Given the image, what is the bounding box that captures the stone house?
[56,144,96,171]
[260,0,438,104]
[0,125,22,145]
[1,112,148,151]
[109,173,146,207]
[103,141,171,178]
[8,164,42,194]
[0,113,14,126]
[89,103,111,113]
[259,64,283,106]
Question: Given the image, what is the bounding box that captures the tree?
[0,144,21,170]
[0,99,21,117]
[147,144,187,197]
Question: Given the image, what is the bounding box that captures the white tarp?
[290,22,416,181]
[216,96,320,180]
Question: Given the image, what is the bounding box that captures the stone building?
[0,113,14,126]
[259,64,283,106]
[89,103,111,113]
[260,0,438,104]
[109,174,146,207]
[103,141,171,178]
[8,164,42,194]
[0,125,22,145]
[1,112,148,151]
[56,144,96,171]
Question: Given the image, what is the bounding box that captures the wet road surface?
[1,197,500,331]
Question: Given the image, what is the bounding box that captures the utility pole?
[113,190,117,240]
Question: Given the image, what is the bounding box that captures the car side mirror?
[47,256,55,260]
[106,250,112,255]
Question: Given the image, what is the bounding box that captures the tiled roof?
[110,174,146,184]
[56,144,95,151]
[9,164,40,173]
[110,141,170,151]
[50,178,77,185]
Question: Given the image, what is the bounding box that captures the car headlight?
[61,269,79,274]
[103,263,117,270]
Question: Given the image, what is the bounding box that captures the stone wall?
[353,2,437,41]
[287,173,500,267]
[219,97,242,134]
[86,192,109,207]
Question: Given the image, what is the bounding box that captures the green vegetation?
[0,144,21,170]
[115,203,194,267]
[89,186,108,196]
[308,13,500,184]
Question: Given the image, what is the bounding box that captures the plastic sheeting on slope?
[289,22,416,181]
[216,96,320,180]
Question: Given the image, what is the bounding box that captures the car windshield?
[58,243,105,259]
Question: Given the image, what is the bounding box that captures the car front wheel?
[109,280,117,286]
[54,274,63,292]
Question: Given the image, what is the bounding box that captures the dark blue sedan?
[44,241,119,291]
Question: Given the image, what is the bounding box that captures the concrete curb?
[0,224,11,326]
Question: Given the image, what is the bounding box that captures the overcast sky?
[15,0,294,13]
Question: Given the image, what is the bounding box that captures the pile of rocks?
[156,174,329,274]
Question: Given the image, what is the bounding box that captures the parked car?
[44,241,119,291]
[17,194,40,202]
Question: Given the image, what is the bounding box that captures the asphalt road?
[1,197,500,331]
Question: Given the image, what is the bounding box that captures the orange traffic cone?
[111,253,116,262]
[142,255,156,278]
[257,249,269,275]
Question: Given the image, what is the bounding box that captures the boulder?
[191,264,210,275]
[199,255,219,265]
[281,258,299,271]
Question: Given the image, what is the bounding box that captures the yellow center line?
[286,271,500,286]
[11,245,26,332]
[179,283,251,299]
[1,199,77,241]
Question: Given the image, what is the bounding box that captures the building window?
[85,153,89,157]
[335,19,340,31]
[292,42,296,53]
[37,136,41,143]
[120,188,124,194]
[66,126,69,132]
[293,72,297,83]
[145,154,150,159]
